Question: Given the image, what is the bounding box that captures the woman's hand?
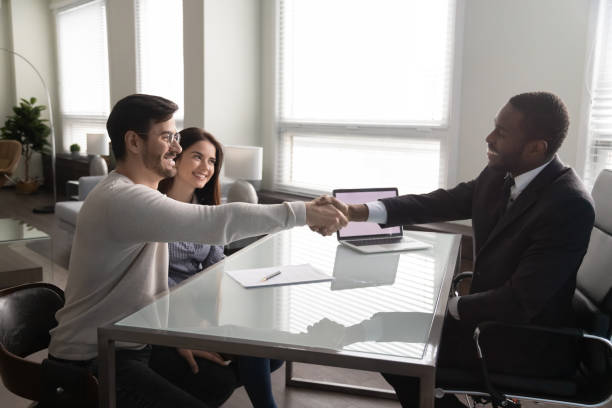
[177,348,231,373]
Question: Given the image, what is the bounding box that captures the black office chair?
[0,282,98,407]
[435,169,612,408]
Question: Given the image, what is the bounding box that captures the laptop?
[333,187,432,254]
[331,245,399,290]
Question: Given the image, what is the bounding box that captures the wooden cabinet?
[43,153,114,199]
[42,153,90,199]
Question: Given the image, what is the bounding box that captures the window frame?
[577,0,612,189]
[54,0,111,153]
[272,0,465,197]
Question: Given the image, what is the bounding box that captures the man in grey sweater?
[49,94,347,407]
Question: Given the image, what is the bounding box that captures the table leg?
[98,330,116,408]
[419,371,435,408]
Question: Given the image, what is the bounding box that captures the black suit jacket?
[380,157,594,374]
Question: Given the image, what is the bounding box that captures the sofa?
[55,175,105,233]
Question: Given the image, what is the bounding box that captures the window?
[55,0,110,152]
[135,0,184,126]
[276,0,458,195]
[583,0,612,188]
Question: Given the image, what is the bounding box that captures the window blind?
[55,0,110,151]
[275,0,457,195]
[135,0,184,123]
[584,0,612,188]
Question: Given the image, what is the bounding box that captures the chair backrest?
[0,140,22,171]
[575,169,612,324]
[0,283,64,358]
[0,140,22,187]
[0,283,99,406]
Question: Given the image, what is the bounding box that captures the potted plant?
[0,97,51,194]
[70,143,81,158]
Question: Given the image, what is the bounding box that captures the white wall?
[203,0,260,146]
[2,0,59,181]
[0,0,16,124]
[457,0,592,182]
[106,0,137,105]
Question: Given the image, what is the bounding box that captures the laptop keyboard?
[350,237,403,246]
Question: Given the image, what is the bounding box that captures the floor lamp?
[1,47,57,214]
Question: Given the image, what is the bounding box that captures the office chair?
[0,283,98,407]
[435,169,612,408]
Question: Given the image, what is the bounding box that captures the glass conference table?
[98,227,461,407]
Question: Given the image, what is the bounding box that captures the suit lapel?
[477,156,567,257]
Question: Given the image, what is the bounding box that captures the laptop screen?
[333,188,401,239]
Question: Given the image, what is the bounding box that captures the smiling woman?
[158,127,223,206]
[156,128,285,408]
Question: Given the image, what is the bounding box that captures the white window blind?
[135,0,184,124]
[584,0,612,188]
[55,0,110,152]
[276,0,457,195]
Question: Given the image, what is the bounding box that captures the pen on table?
[261,271,281,282]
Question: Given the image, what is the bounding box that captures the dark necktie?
[493,174,515,227]
[502,174,515,212]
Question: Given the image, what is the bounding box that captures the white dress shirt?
[363,158,554,320]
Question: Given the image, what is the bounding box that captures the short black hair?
[509,92,569,158]
[106,94,178,160]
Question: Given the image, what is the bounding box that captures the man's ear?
[124,131,143,156]
[527,139,548,158]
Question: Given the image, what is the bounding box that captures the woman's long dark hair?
[158,127,224,205]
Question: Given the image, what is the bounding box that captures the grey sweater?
[49,171,306,360]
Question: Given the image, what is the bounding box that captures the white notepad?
[226,264,333,288]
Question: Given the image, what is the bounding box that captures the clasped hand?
[305,195,349,236]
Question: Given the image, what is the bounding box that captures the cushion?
[55,201,84,227]
[577,227,612,305]
[592,169,612,234]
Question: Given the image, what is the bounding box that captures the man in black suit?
[334,92,595,407]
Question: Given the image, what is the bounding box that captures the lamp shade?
[224,145,263,180]
[87,133,109,156]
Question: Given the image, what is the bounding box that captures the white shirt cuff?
[366,201,388,224]
[447,296,461,320]
[288,201,307,226]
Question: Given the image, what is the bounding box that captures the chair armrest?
[452,271,473,297]
[78,176,105,200]
[472,321,612,405]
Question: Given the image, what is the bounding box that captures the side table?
[0,218,52,288]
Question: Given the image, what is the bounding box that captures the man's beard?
[143,149,176,179]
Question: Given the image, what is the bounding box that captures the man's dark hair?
[509,91,569,158]
[106,94,178,160]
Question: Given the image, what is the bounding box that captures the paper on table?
[226,264,333,288]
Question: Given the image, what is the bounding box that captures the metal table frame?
[98,232,460,408]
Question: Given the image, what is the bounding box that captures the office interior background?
[1,0,611,407]
[1,0,609,197]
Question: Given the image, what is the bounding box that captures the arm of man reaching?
[105,184,348,244]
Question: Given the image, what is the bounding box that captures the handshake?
[304,195,369,236]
